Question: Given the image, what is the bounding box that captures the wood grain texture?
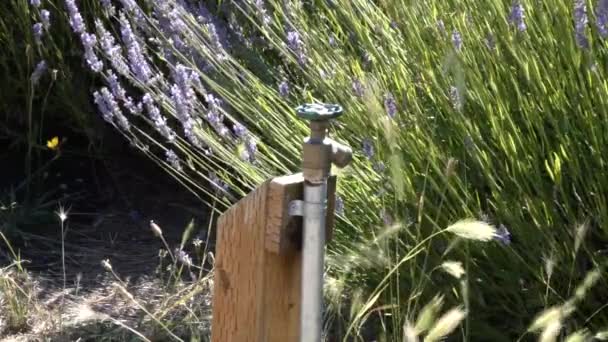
[212,181,269,342]
[265,173,337,255]
[212,174,338,341]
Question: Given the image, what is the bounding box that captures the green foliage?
[125,1,606,339]
[4,0,608,340]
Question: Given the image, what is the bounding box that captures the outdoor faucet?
[295,103,352,342]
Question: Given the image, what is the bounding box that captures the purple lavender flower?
[119,0,145,26]
[206,22,228,60]
[209,172,229,195]
[107,71,126,101]
[40,10,51,29]
[278,80,289,97]
[574,0,590,49]
[106,71,141,116]
[171,77,204,148]
[81,32,104,73]
[93,87,130,130]
[96,20,130,75]
[100,0,115,16]
[171,65,195,118]
[119,13,152,82]
[142,94,176,142]
[205,93,222,109]
[173,64,195,99]
[596,0,608,38]
[33,23,43,44]
[362,139,374,159]
[451,29,463,51]
[508,2,526,32]
[437,19,446,35]
[352,79,364,97]
[100,0,113,10]
[450,86,462,111]
[30,0,41,7]
[286,30,301,50]
[384,92,397,118]
[240,148,251,162]
[195,4,231,52]
[255,0,271,26]
[245,138,257,161]
[202,93,230,139]
[233,123,247,138]
[165,150,182,172]
[153,1,184,40]
[335,195,344,215]
[65,0,85,34]
[286,29,307,65]
[495,224,511,245]
[390,20,398,30]
[328,34,337,47]
[30,60,47,85]
[171,85,194,125]
[373,162,386,173]
[239,136,257,162]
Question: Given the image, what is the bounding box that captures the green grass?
[4,0,608,340]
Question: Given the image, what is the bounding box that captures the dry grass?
[1,254,213,341]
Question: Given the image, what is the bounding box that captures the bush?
[14,0,608,340]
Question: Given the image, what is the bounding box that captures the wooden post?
[211,173,336,342]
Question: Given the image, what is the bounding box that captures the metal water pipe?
[295,103,352,342]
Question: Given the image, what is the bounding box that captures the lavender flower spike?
[40,10,51,29]
[30,0,41,7]
[100,0,115,16]
[96,20,129,75]
[494,224,511,245]
[233,123,247,138]
[286,29,307,65]
[352,79,364,97]
[384,92,397,118]
[437,19,446,35]
[245,137,257,162]
[508,2,526,32]
[574,0,590,49]
[93,87,130,131]
[450,86,463,111]
[278,80,289,97]
[65,0,85,34]
[362,138,374,159]
[255,0,271,26]
[33,23,43,44]
[451,29,463,51]
[81,32,104,73]
[119,13,152,82]
[596,0,608,38]
[165,149,183,172]
[31,60,47,85]
[142,94,176,142]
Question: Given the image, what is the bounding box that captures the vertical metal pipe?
[300,181,328,342]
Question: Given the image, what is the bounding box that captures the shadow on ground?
[1,133,214,341]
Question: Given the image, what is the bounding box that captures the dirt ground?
[0,132,214,340]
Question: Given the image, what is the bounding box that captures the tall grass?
[5,0,608,339]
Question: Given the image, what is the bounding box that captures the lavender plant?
[21,0,608,339]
